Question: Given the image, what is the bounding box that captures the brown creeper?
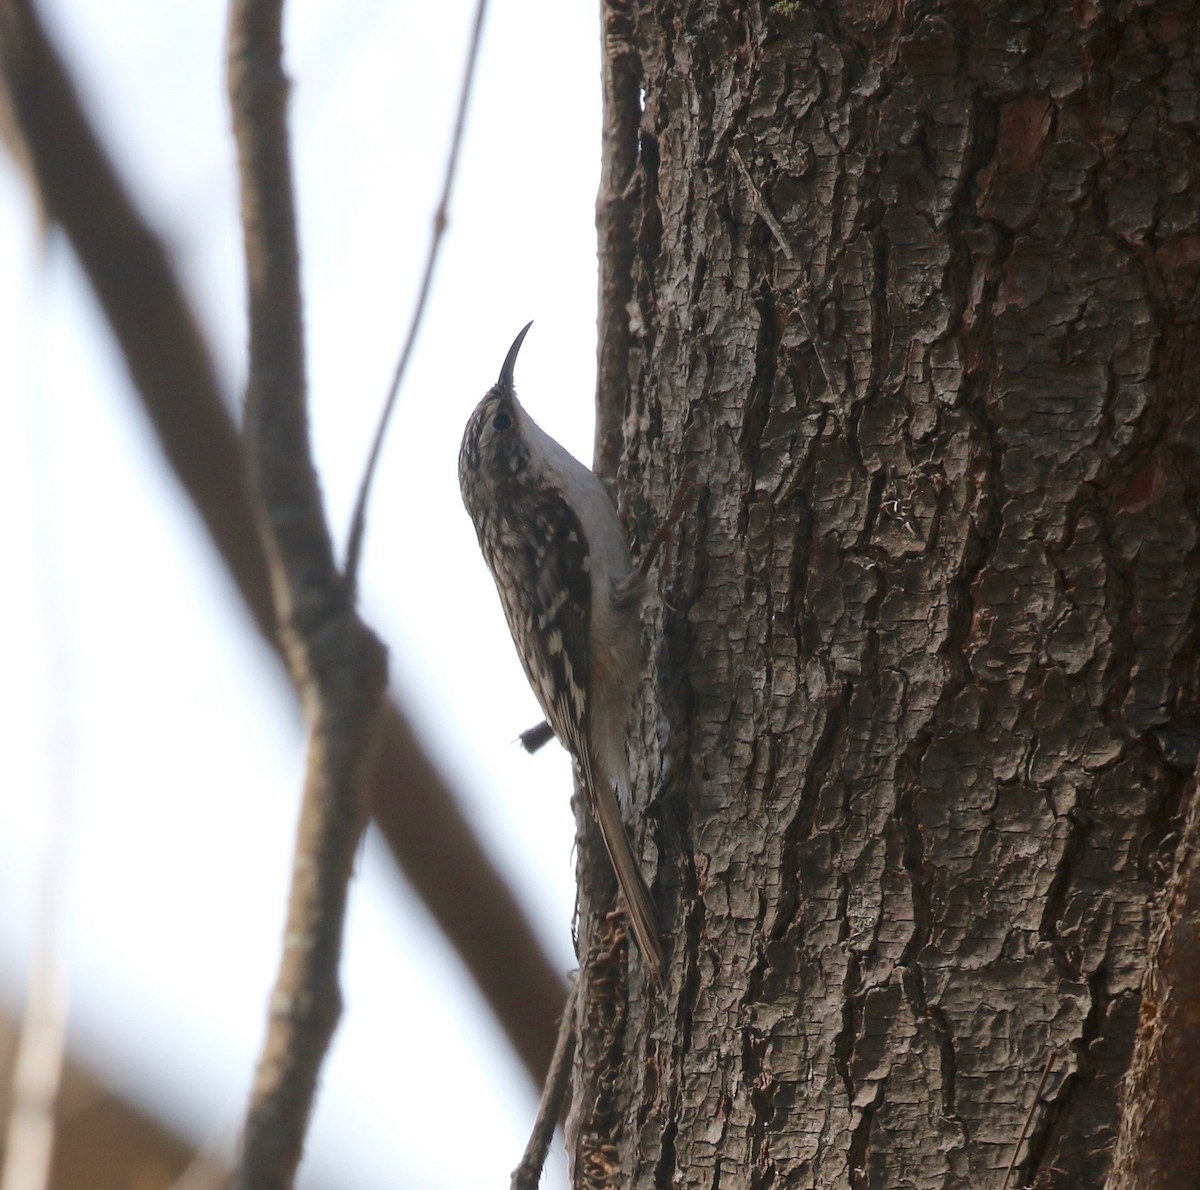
[458,323,664,976]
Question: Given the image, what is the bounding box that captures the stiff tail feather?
[584,754,664,977]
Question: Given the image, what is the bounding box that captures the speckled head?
[458,321,535,525]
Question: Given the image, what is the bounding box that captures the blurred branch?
[0,361,74,1190]
[0,0,276,642]
[343,0,488,595]
[0,1010,226,1190]
[226,0,388,1184]
[0,0,564,1099]
[1,798,69,1190]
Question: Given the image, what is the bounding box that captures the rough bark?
[1107,774,1200,1190]
[579,2,1200,1187]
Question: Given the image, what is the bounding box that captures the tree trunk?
[574,2,1200,1187]
[1107,753,1200,1190]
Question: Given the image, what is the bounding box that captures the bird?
[458,323,664,976]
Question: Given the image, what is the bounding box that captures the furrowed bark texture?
[579,2,1200,1187]
[1107,773,1200,1190]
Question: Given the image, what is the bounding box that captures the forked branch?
[226,2,387,1186]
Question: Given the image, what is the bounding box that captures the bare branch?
[1003,1052,1055,1190]
[730,144,839,401]
[0,0,567,1090]
[0,772,69,1190]
[0,339,74,1190]
[227,1,387,1185]
[0,0,275,641]
[343,0,489,595]
[511,979,578,1190]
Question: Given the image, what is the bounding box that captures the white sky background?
[0,1,603,1185]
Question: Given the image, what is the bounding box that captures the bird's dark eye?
[492,411,512,432]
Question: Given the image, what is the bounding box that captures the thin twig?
[730,144,839,400]
[1003,1051,1055,1190]
[342,0,489,596]
[511,978,579,1190]
[730,144,793,262]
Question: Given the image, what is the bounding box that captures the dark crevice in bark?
[649,876,700,1190]
[868,227,890,404]
[846,1068,885,1186]
[857,465,888,554]
[836,951,867,1182]
[634,124,662,348]
[1038,807,1091,958]
[1033,974,1123,1185]
[743,1025,776,1190]
[654,1113,679,1190]
[677,885,704,1060]
[894,769,932,969]
[738,282,781,477]
[903,965,962,1129]
[1092,506,1137,735]
[768,679,851,944]
[783,487,816,646]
